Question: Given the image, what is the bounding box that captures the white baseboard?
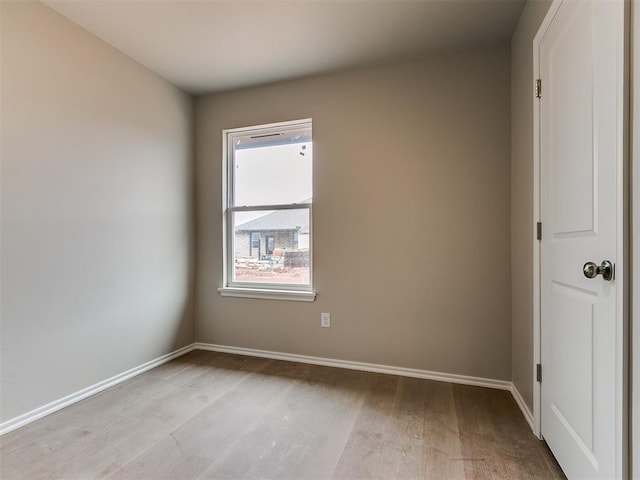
[510,383,535,432]
[1,342,536,438]
[194,342,513,391]
[0,343,196,436]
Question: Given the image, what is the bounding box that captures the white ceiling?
[43,0,526,95]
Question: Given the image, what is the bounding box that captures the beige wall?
[195,46,512,380]
[510,0,552,412]
[0,1,194,423]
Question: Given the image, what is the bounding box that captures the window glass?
[232,209,310,285]
[233,130,311,207]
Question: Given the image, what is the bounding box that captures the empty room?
[1,0,638,479]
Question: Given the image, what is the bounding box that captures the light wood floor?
[1,350,565,479]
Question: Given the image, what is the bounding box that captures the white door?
[537,0,626,478]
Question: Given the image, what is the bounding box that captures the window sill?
[217,287,316,302]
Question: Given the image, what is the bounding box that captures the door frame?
[532,0,630,476]
[632,1,639,476]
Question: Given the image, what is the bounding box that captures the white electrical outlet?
[321,312,331,328]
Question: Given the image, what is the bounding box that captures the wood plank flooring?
[0,351,565,479]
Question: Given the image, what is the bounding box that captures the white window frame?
[218,119,316,302]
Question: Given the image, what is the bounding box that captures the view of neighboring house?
[235,208,310,260]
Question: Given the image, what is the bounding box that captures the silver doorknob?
[583,260,614,281]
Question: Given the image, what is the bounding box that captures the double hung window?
[220,119,314,301]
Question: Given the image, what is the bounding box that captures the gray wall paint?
[510,0,552,411]
[195,46,512,381]
[0,1,195,423]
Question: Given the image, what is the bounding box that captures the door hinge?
[535,78,542,98]
[536,363,542,383]
[537,222,542,241]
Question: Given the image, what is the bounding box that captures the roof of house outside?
[236,208,310,234]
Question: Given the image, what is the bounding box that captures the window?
[250,232,260,258]
[219,119,315,301]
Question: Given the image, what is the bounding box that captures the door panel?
[547,2,595,235]
[538,0,624,478]
[549,282,595,451]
